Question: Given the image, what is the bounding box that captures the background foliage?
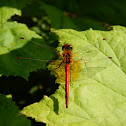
[0,0,126,125]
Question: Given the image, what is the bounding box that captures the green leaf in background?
[21,26,126,125]
[0,94,31,126]
[38,2,106,31]
[0,21,56,79]
[0,6,21,27]
[86,1,126,25]
[43,0,126,26]
[0,0,30,28]
[18,1,107,31]
[73,17,106,31]
[41,3,79,30]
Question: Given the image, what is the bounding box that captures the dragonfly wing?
[69,57,113,83]
[72,38,113,63]
[12,38,58,73]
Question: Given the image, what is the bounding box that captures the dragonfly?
[15,37,112,108]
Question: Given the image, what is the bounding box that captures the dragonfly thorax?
[62,50,72,64]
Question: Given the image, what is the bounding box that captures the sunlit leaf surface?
[21,26,126,126]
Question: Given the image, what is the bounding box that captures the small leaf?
[0,94,31,126]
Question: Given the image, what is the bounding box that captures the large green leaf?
[0,21,55,79]
[0,94,31,126]
[21,26,126,125]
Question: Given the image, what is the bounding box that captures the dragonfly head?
[62,44,73,51]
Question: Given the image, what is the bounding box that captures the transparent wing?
[52,57,113,84]
[12,37,60,71]
[71,57,113,82]
[72,38,113,62]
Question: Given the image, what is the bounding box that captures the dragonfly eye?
[62,44,73,51]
